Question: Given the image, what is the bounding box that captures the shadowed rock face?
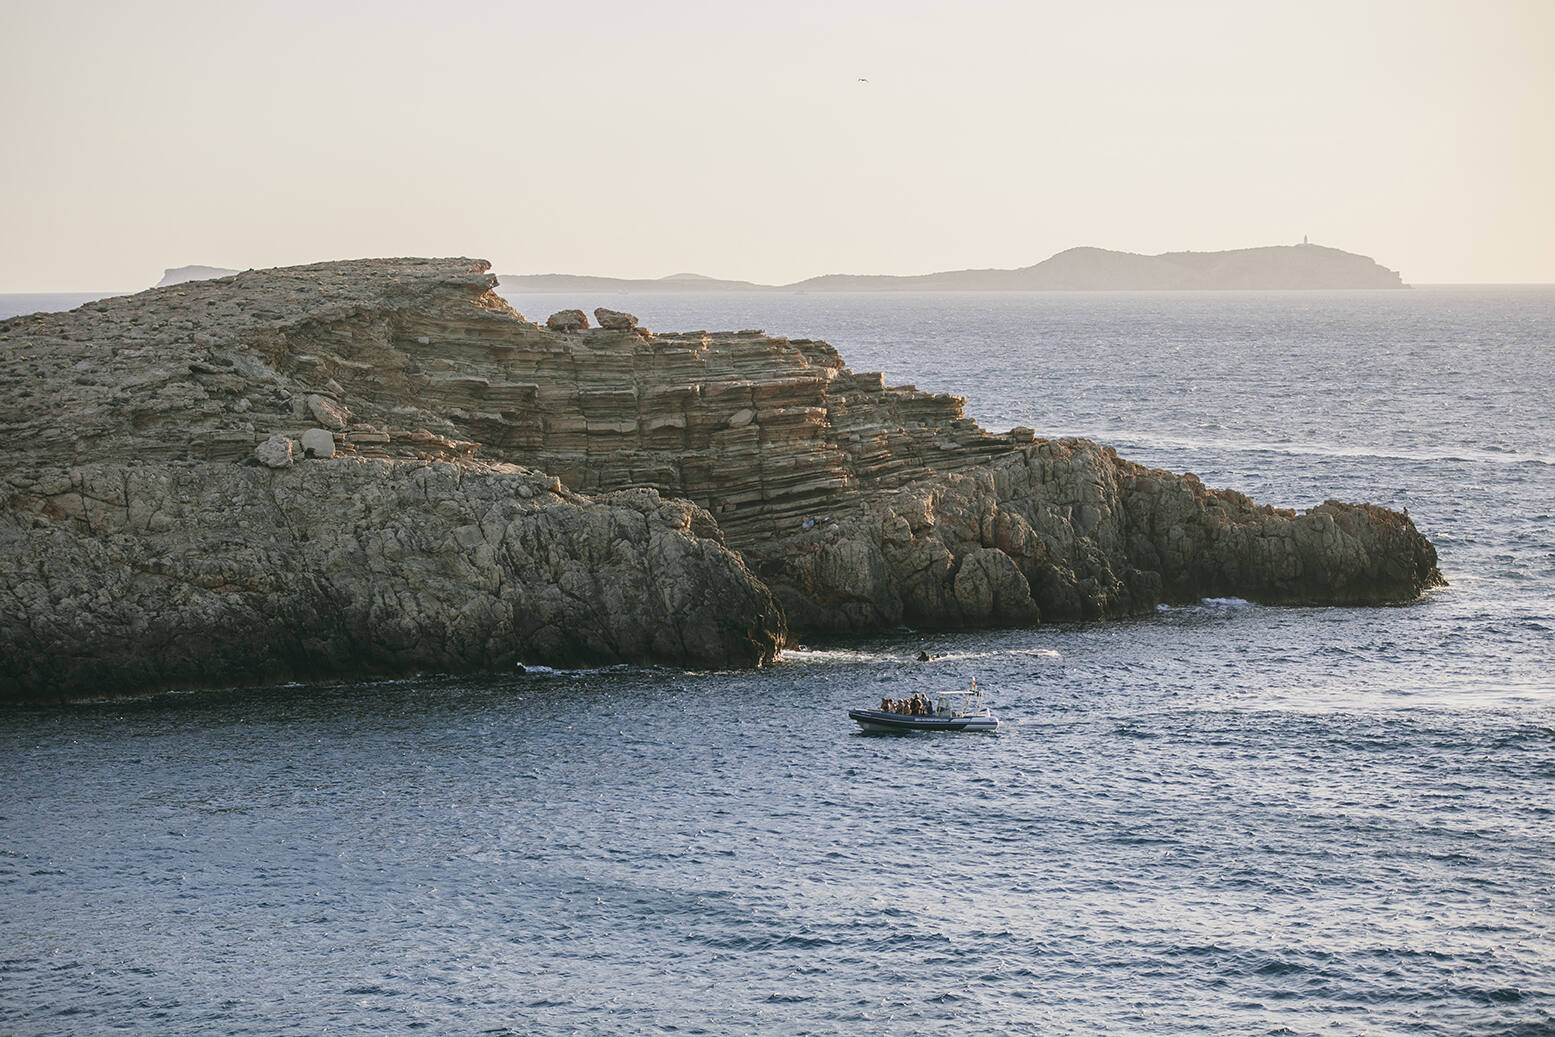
[0,461,783,701]
[0,258,1442,700]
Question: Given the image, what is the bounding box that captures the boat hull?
[848,709,999,734]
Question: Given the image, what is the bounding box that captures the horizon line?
[6,281,1555,297]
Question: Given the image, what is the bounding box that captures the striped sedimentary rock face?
[0,257,1441,699]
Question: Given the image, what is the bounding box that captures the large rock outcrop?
[0,460,782,701]
[0,257,1441,701]
[761,440,1442,631]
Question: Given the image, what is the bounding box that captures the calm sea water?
[4,288,1553,1035]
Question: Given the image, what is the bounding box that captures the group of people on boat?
[879,693,938,717]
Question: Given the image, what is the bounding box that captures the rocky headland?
[0,259,1442,702]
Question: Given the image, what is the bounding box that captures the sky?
[2,0,1552,291]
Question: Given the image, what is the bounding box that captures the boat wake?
[925,648,1063,663]
[781,647,903,666]
[783,646,1061,666]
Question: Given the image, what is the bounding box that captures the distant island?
[498,271,767,293]
[155,264,241,287]
[499,243,1406,293]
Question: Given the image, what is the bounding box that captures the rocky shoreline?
[0,258,1443,702]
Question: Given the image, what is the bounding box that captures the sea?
[2,286,1553,1035]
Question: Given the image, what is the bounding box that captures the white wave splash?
[782,646,1061,665]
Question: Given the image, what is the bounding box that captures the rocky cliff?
[0,258,1441,701]
[2,462,782,699]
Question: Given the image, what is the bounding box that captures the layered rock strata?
[0,258,1442,701]
[765,440,1442,632]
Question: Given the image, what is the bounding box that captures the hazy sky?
[2,0,1552,290]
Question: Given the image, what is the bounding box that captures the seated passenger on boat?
[877,695,939,716]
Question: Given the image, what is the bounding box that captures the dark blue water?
[4,288,1554,1034]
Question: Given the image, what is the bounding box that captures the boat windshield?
[936,689,988,713]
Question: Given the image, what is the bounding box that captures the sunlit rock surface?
[0,258,1441,700]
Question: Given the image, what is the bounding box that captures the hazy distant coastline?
[499,244,1407,293]
[0,246,1412,307]
[155,265,241,287]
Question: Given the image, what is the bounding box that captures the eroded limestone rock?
[301,428,336,459]
[0,460,782,701]
[749,439,1442,632]
[546,309,589,331]
[255,434,294,469]
[593,306,638,330]
[307,393,350,429]
[0,256,1442,700]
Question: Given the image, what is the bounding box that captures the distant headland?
[155,264,241,287]
[498,243,1406,293]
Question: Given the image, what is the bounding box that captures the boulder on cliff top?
[546,309,589,331]
[593,306,638,330]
